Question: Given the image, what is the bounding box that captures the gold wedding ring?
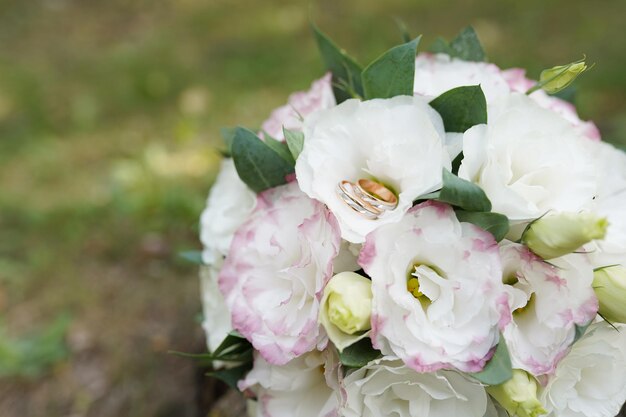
[336,179,398,220]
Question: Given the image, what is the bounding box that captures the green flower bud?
[487,369,547,417]
[522,212,608,260]
[538,58,589,94]
[319,271,372,352]
[593,265,626,324]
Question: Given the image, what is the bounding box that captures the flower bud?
[522,212,607,260]
[593,265,626,324]
[319,271,372,352]
[487,369,547,417]
[538,58,588,94]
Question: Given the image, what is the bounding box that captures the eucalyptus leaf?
[220,127,237,155]
[207,362,253,390]
[422,169,491,212]
[178,250,204,265]
[283,128,305,160]
[455,211,510,242]
[312,23,364,103]
[339,337,381,368]
[471,337,513,386]
[428,27,486,62]
[573,321,592,343]
[231,127,294,193]
[449,26,486,62]
[263,132,295,166]
[362,36,421,99]
[429,37,455,55]
[429,85,487,133]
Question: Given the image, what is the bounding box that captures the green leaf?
[422,169,491,212]
[338,337,381,368]
[179,250,204,265]
[450,26,486,62]
[430,85,487,133]
[231,127,294,193]
[394,18,412,43]
[283,128,305,161]
[429,37,455,55]
[263,132,295,166]
[471,337,513,386]
[220,127,237,156]
[312,23,364,103]
[362,36,421,99]
[455,211,510,242]
[170,332,253,365]
[574,322,592,343]
[207,362,253,390]
[451,151,464,175]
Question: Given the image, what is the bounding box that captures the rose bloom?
[458,93,598,222]
[240,350,342,417]
[540,322,626,417]
[413,53,600,140]
[260,73,336,140]
[499,242,598,375]
[200,158,256,265]
[199,265,232,353]
[359,201,509,372]
[586,141,626,267]
[219,182,341,365]
[341,357,488,417]
[296,96,450,243]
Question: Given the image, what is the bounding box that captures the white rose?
[500,242,598,375]
[199,265,232,353]
[540,322,626,417]
[240,350,342,417]
[413,54,601,141]
[586,142,626,267]
[341,357,488,417]
[200,158,256,265]
[459,93,598,222]
[414,53,511,101]
[218,182,341,364]
[296,96,450,243]
[260,73,336,140]
[360,201,509,372]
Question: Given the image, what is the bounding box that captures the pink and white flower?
[296,96,450,243]
[341,357,488,417]
[540,322,626,417]
[458,93,598,222]
[359,201,509,373]
[240,350,342,417]
[501,68,601,141]
[260,73,336,141]
[219,182,341,365]
[413,53,600,140]
[200,158,256,265]
[499,242,598,375]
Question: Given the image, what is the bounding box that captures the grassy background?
[0,0,624,416]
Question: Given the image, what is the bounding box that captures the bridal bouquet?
[197,25,626,417]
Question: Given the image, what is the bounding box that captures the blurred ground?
[0,0,624,416]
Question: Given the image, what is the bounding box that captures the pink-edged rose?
[240,350,342,417]
[359,201,510,373]
[260,73,336,140]
[219,182,341,365]
[500,242,598,376]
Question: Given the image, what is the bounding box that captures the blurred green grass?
[0,0,624,416]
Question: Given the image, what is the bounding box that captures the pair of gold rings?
[336,179,398,220]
